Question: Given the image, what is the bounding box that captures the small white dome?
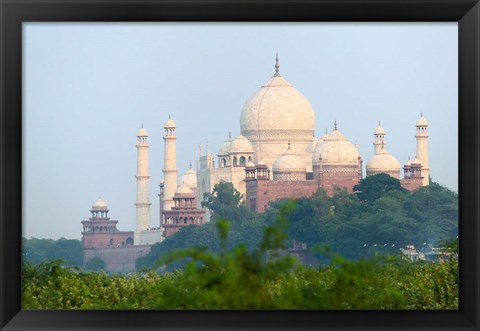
[404,158,412,167]
[273,149,306,172]
[416,116,428,126]
[313,129,359,165]
[374,125,385,135]
[164,117,176,128]
[229,135,254,154]
[175,183,193,195]
[218,139,233,156]
[92,198,108,210]
[366,150,401,173]
[137,127,148,136]
[411,157,422,166]
[257,158,268,167]
[246,160,256,168]
[181,168,197,189]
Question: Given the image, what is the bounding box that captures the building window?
[240,156,246,165]
[233,157,238,166]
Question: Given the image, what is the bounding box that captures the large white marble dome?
[238,61,316,170]
[240,75,315,133]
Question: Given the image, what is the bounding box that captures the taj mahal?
[81,55,430,272]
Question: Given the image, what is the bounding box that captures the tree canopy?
[353,173,407,202]
[22,237,83,266]
[201,181,248,223]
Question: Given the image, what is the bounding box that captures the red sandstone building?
[81,198,150,273]
[81,198,134,248]
[161,183,205,239]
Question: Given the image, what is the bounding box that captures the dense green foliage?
[22,257,458,309]
[23,214,458,309]
[22,237,83,266]
[353,173,406,202]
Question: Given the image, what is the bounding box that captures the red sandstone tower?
[81,198,133,249]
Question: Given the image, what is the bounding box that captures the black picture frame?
[1,1,478,330]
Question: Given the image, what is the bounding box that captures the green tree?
[402,181,458,246]
[201,182,248,223]
[353,173,406,202]
[22,237,83,266]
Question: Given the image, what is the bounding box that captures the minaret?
[162,116,178,212]
[415,114,430,186]
[134,125,151,245]
[373,122,386,155]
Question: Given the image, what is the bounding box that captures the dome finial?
[141,123,143,128]
[229,131,231,139]
[334,120,338,131]
[189,161,192,169]
[274,52,280,77]
[378,121,381,126]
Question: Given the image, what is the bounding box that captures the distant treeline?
[22,237,83,267]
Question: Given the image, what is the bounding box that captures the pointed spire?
[378,121,381,126]
[229,131,231,139]
[325,128,328,135]
[334,120,337,131]
[168,114,171,119]
[141,123,143,128]
[189,161,192,169]
[421,112,423,117]
[274,52,280,77]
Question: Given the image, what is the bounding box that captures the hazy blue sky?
[23,23,458,240]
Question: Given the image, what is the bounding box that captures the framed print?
[1,0,479,330]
